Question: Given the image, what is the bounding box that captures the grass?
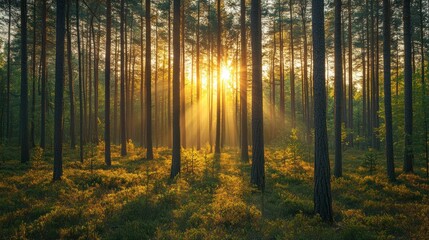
[0,143,428,239]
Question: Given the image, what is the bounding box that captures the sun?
[221,65,231,81]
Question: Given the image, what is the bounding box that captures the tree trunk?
[347,0,353,146]
[301,0,310,144]
[67,0,76,149]
[53,0,66,180]
[6,0,11,140]
[104,0,112,166]
[196,0,201,150]
[40,0,47,149]
[180,0,187,148]
[403,0,413,172]
[334,0,343,178]
[167,0,172,148]
[76,0,84,162]
[312,0,333,222]
[279,0,285,117]
[21,0,30,163]
[289,0,296,128]
[120,0,127,156]
[419,0,428,178]
[240,0,249,162]
[250,0,265,191]
[30,0,36,148]
[171,0,181,179]
[146,0,154,159]
[215,0,222,155]
[140,1,145,146]
[383,0,395,181]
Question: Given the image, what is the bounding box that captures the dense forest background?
[0,0,428,239]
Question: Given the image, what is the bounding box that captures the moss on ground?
[0,145,428,239]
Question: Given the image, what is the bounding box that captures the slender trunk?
[168,0,172,148]
[120,0,127,156]
[347,0,353,146]
[383,0,395,181]
[334,0,343,178]
[67,0,76,149]
[240,0,249,162]
[105,0,112,166]
[6,0,11,140]
[30,0,36,148]
[180,0,187,148]
[250,0,265,191]
[76,0,84,162]
[279,1,285,117]
[215,0,222,154]
[40,0,47,149]
[171,0,181,179]
[21,0,30,163]
[196,0,201,150]
[403,0,413,172]
[301,1,310,144]
[140,1,145,146]
[419,0,428,177]
[53,0,66,180]
[290,0,296,128]
[93,21,100,143]
[114,31,119,144]
[146,0,154,159]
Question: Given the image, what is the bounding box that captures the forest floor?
[0,143,428,240]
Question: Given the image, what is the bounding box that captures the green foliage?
[362,148,377,174]
[0,146,428,239]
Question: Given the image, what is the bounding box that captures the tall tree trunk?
[167,0,172,148]
[104,0,112,166]
[76,0,84,162]
[6,0,11,140]
[250,0,265,191]
[215,0,222,155]
[383,0,395,181]
[171,0,181,179]
[279,0,285,117]
[334,0,343,178]
[361,26,366,149]
[140,0,145,146]
[419,0,428,177]
[146,0,154,159]
[30,0,36,148]
[67,0,76,149]
[154,12,158,146]
[301,0,310,144]
[196,0,201,150]
[53,0,66,180]
[347,0,353,146]
[114,31,119,144]
[93,21,100,143]
[403,0,413,172]
[312,0,333,222]
[180,0,186,148]
[289,0,296,128]
[120,0,127,156]
[240,0,249,162]
[21,0,30,163]
[40,0,47,149]
[374,2,380,149]
[208,1,213,151]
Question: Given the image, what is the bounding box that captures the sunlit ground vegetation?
[1,142,428,240]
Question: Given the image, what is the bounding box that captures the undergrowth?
[0,145,428,239]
